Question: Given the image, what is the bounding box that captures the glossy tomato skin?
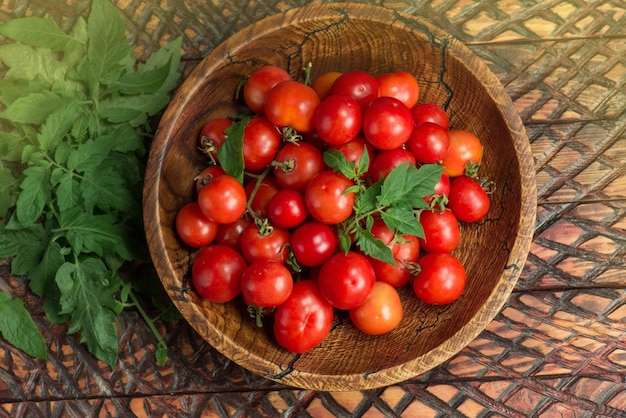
[305,171,355,225]
[240,223,290,264]
[240,260,293,307]
[195,165,226,194]
[265,80,320,133]
[406,122,450,164]
[314,94,362,145]
[441,129,483,177]
[327,136,376,180]
[242,116,281,171]
[317,251,376,310]
[267,189,308,229]
[413,253,466,305]
[215,217,252,253]
[198,118,232,162]
[418,209,460,253]
[175,202,218,248]
[369,148,416,183]
[191,245,247,303]
[330,70,379,109]
[312,71,342,100]
[197,175,247,224]
[362,96,414,150]
[290,222,337,267]
[273,142,325,191]
[375,71,420,109]
[370,234,420,288]
[448,175,491,222]
[349,281,403,335]
[243,65,292,114]
[411,103,450,130]
[273,280,334,353]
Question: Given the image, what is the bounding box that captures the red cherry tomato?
[349,281,403,335]
[305,171,355,225]
[267,189,308,229]
[330,70,379,109]
[411,103,450,130]
[448,175,491,222]
[273,280,334,353]
[265,80,320,133]
[197,175,247,224]
[327,136,376,179]
[413,253,466,305]
[290,222,337,267]
[370,234,420,288]
[242,116,281,171]
[369,148,416,183]
[314,94,362,145]
[441,129,483,177]
[245,175,280,219]
[191,245,247,303]
[317,251,376,310]
[405,122,450,164]
[195,165,226,194]
[215,217,252,253]
[424,171,451,207]
[273,142,325,191]
[241,260,293,307]
[243,65,292,114]
[362,96,413,150]
[375,71,420,109]
[240,223,290,264]
[198,118,232,162]
[418,209,460,253]
[175,202,218,248]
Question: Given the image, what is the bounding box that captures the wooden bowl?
[143,3,537,391]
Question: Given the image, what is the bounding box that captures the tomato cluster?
[175,65,493,353]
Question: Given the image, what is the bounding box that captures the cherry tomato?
[330,70,379,109]
[305,171,355,225]
[215,217,252,252]
[375,71,420,109]
[327,136,376,180]
[370,234,420,288]
[243,65,292,114]
[362,96,413,150]
[290,221,337,267]
[312,71,342,100]
[317,251,376,310]
[198,118,232,162]
[349,281,403,335]
[273,142,325,191]
[191,245,247,303]
[273,280,334,353]
[265,80,320,133]
[441,129,483,177]
[175,202,218,248]
[405,122,450,164]
[411,103,450,130]
[413,253,466,304]
[240,223,290,264]
[241,260,293,307]
[418,209,460,253]
[314,94,362,145]
[424,171,451,207]
[195,165,226,194]
[267,189,308,229]
[245,175,280,219]
[197,175,247,224]
[369,148,416,183]
[242,116,281,171]
[448,175,491,222]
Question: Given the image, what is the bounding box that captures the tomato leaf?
[0,17,73,51]
[354,229,396,265]
[0,91,70,124]
[218,116,249,183]
[15,165,51,225]
[380,205,425,238]
[323,149,356,180]
[0,292,47,359]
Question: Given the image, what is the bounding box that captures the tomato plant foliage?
[0,0,182,366]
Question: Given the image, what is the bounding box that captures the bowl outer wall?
[143,3,537,391]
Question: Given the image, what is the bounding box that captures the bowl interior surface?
[144,3,536,391]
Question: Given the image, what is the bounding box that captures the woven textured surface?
[1,0,625,416]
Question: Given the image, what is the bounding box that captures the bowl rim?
[144,2,537,391]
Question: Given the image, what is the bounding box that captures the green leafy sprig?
[0,0,182,366]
